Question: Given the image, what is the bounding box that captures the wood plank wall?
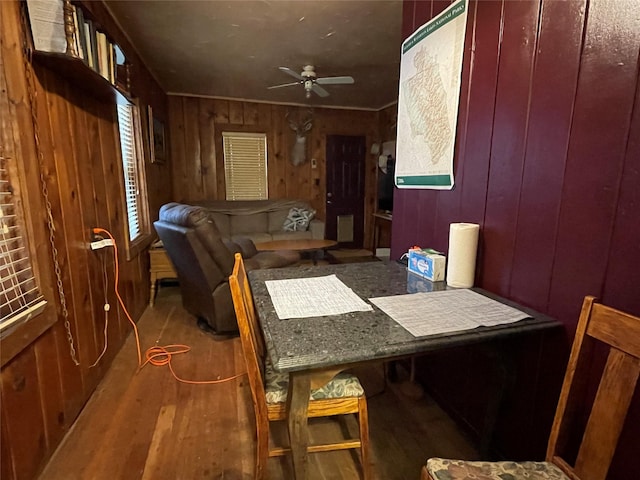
[396,0,640,473]
[168,97,393,248]
[0,2,171,479]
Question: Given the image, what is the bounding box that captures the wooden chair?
[421,296,640,480]
[229,253,371,479]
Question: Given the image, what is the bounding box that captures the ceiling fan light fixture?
[304,79,314,97]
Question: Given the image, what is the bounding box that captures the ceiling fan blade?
[316,76,355,85]
[312,84,330,97]
[279,66,303,80]
[267,81,300,90]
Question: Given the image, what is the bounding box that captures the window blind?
[222,132,268,200]
[0,156,46,338]
[116,104,142,241]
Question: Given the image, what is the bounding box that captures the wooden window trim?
[0,152,56,368]
[115,97,153,260]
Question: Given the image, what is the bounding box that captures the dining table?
[248,260,561,479]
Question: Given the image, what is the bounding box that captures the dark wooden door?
[325,135,366,248]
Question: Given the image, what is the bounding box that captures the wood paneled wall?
[168,97,384,246]
[0,1,170,479]
[396,0,640,473]
[81,1,171,223]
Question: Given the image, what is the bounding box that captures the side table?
[149,247,177,306]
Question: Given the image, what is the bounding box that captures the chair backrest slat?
[230,253,268,419]
[546,296,640,480]
[575,349,640,480]
[240,259,266,362]
[586,305,640,358]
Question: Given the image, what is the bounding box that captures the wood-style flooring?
[39,285,478,480]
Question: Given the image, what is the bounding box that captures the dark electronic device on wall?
[378,154,395,212]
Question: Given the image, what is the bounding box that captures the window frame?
[0,79,57,368]
[0,156,48,335]
[222,131,269,201]
[115,97,152,260]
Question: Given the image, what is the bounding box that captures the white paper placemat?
[370,289,530,337]
[265,274,373,319]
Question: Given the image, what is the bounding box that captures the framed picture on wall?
[148,105,166,164]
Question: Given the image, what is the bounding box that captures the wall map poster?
[395,0,468,190]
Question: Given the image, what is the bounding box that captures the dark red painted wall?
[396,0,639,475]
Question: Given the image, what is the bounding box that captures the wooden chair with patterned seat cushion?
[229,253,371,480]
[421,296,640,480]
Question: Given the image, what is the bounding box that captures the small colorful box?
[407,249,446,282]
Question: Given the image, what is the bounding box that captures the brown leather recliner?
[154,202,299,334]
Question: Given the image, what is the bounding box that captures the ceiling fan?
[268,65,355,99]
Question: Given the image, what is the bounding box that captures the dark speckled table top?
[248,261,561,373]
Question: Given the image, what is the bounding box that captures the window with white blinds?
[116,103,144,242]
[223,132,268,200]
[0,156,46,338]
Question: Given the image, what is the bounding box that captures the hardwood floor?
[39,285,478,480]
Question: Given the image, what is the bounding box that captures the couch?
[190,199,324,244]
[154,202,299,334]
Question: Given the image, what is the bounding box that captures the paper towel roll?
[446,223,480,288]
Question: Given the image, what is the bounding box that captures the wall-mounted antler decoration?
[286,109,313,166]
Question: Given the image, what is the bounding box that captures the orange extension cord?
[92,228,245,385]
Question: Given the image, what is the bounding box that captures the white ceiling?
[105,0,402,111]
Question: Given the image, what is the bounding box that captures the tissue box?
[407,249,446,281]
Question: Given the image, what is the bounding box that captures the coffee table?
[255,239,338,265]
